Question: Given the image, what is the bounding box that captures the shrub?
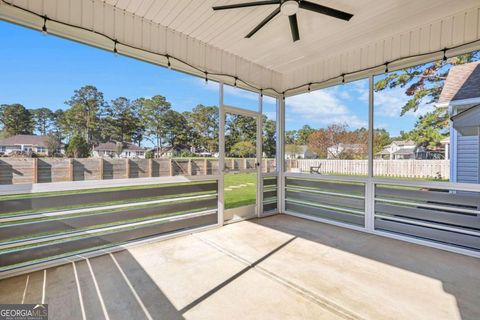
[66,135,90,158]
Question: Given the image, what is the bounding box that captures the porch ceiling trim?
[1,1,480,96]
[0,0,282,96]
[284,4,480,95]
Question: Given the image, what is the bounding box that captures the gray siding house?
[437,61,480,184]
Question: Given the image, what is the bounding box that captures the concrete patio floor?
[0,214,479,320]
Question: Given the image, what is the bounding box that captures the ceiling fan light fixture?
[213,0,353,42]
[280,0,299,16]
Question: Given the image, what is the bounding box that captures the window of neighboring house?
[0,146,5,152]
[284,78,369,176]
[373,50,480,182]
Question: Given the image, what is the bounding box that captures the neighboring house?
[190,146,213,157]
[93,142,146,158]
[376,140,416,160]
[440,137,450,160]
[0,134,61,155]
[149,146,174,158]
[436,61,480,184]
[285,145,316,159]
[327,143,365,159]
[415,138,450,160]
[148,146,190,158]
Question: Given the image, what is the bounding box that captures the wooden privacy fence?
[0,158,277,185]
[289,159,450,179]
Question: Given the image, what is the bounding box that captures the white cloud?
[286,90,367,129]
[263,111,276,121]
[374,87,408,117]
[339,90,352,101]
[353,81,369,103]
[374,87,436,118]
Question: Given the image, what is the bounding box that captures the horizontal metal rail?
[0,223,220,279]
[375,197,480,215]
[286,178,365,194]
[375,203,480,229]
[287,189,364,210]
[375,219,480,251]
[0,210,218,270]
[0,182,217,215]
[223,104,260,117]
[285,172,368,183]
[286,198,364,215]
[286,186,365,199]
[285,202,364,226]
[286,172,480,193]
[262,198,277,205]
[0,208,217,251]
[0,193,216,223]
[0,175,220,195]
[261,172,278,177]
[375,214,480,237]
[0,177,221,273]
[0,197,217,242]
[375,186,480,208]
[373,177,480,192]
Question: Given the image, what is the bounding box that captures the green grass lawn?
[224,172,257,209]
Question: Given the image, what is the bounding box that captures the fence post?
[244,158,247,170]
[204,158,208,175]
[99,158,104,180]
[149,159,153,177]
[126,158,130,178]
[169,159,173,176]
[188,159,192,175]
[69,158,74,181]
[32,158,38,183]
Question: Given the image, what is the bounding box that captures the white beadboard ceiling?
[1,0,480,95]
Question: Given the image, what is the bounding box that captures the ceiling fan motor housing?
[212,1,353,42]
[281,0,299,16]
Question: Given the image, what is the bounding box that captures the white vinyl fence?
[290,159,450,179]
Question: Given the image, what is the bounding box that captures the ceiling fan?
[212,0,353,42]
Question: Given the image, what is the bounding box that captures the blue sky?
[0,21,275,114]
[1,20,425,136]
[285,76,429,136]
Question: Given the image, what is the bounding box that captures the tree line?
[286,51,480,159]
[0,85,277,158]
[285,124,391,159]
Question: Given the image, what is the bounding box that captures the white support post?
[365,75,375,231]
[257,93,263,217]
[218,82,225,226]
[277,95,286,213]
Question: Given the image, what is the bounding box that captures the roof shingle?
[0,135,49,147]
[439,61,480,103]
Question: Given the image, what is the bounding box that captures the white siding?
[456,134,480,184]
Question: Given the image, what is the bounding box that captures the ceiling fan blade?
[246,7,281,38]
[288,14,300,42]
[213,0,279,11]
[299,1,353,21]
